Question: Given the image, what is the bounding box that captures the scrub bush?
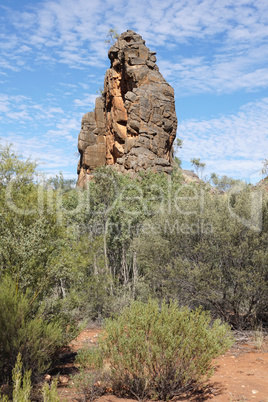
[72,346,109,401]
[0,276,68,382]
[41,379,60,402]
[12,354,31,402]
[0,354,60,401]
[99,300,233,400]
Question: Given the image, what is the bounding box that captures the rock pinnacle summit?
[77,30,177,186]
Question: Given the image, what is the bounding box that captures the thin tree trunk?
[104,214,113,294]
[60,278,66,298]
[122,245,128,286]
[132,251,138,298]
[93,254,98,277]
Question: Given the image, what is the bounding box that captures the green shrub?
[12,354,31,402]
[0,276,68,382]
[75,345,104,370]
[41,379,60,402]
[136,186,268,329]
[0,353,32,402]
[99,300,233,400]
[0,354,60,402]
[71,370,108,402]
[72,346,108,401]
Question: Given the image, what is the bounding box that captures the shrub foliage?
[0,144,267,395]
[98,300,233,400]
[0,276,66,382]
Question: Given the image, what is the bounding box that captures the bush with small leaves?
[71,370,108,402]
[41,379,60,402]
[75,346,104,370]
[0,276,68,383]
[0,354,32,402]
[99,300,233,400]
[12,354,31,402]
[0,355,61,401]
[72,346,109,402]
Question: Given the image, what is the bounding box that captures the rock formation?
[77,30,177,186]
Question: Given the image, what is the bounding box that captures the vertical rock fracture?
[77,30,177,186]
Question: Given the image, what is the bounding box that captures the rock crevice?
[77,30,177,186]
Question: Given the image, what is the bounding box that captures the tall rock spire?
[77,30,177,186]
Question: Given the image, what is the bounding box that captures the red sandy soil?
[56,327,268,402]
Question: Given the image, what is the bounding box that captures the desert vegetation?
[74,300,233,401]
[0,144,267,400]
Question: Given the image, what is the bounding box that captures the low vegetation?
[0,354,59,401]
[73,300,233,400]
[101,300,233,400]
[0,144,267,399]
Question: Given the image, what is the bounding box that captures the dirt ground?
[56,327,268,402]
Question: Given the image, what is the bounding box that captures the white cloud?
[45,116,81,146]
[74,94,98,108]
[1,0,268,181]
[0,94,65,124]
[0,130,79,178]
[158,40,268,94]
[0,0,267,95]
[178,98,268,179]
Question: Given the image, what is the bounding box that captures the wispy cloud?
[0,129,79,178]
[0,90,79,176]
[0,94,65,124]
[46,117,81,144]
[158,41,268,94]
[178,98,268,179]
[1,0,267,94]
[1,0,268,182]
[74,94,98,108]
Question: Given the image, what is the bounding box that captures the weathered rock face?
[77,30,177,186]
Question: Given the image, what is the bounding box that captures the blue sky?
[0,0,268,183]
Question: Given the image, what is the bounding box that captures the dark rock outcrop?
[77,30,177,186]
